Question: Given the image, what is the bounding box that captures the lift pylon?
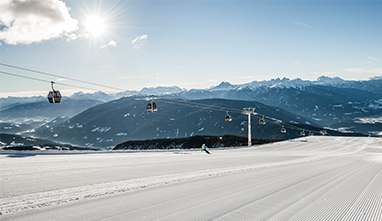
[241,108,257,147]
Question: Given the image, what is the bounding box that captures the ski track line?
[99,168,297,221]
[150,157,362,221]
[318,163,380,221]
[0,154,331,216]
[148,159,333,221]
[210,157,370,221]
[341,164,382,221]
[270,158,377,221]
[288,158,382,221]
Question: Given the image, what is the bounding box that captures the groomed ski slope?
[1,136,382,220]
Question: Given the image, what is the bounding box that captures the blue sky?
[0,0,381,97]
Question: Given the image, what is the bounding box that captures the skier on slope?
[201,144,210,154]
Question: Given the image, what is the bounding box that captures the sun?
[85,16,105,36]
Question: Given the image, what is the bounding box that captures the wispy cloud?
[0,0,78,45]
[100,40,117,49]
[132,34,148,49]
[292,60,304,65]
[366,56,380,62]
[294,21,312,29]
[345,68,382,74]
[67,33,89,41]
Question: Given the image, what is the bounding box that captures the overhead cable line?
[0,62,125,92]
[1,63,324,135]
[160,97,321,134]
[0,70,112,93]
[0,70,51,84]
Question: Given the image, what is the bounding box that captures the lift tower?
[241,108,257,147]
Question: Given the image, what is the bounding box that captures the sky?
[0,0,381,97]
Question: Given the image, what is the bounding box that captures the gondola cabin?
[47,90,62,103]
[300,130,306,136]
[47,81,62,103]
[146,102,157,112]
[146,95,157,112]
[225,111,232,122]
[259,118,266,125]
[281,127,286,133]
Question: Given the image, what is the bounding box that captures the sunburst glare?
[85,16,105,36]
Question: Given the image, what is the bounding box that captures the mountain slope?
[0,98,103,120]
[31,97,319,148]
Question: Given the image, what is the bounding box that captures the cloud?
[366,56,380,62]
[100,40,117,49]
[294,21,312,29]
[132,34,148,49]
[0,0,78,45]
[66,33,89,41]
[345,68,382,74]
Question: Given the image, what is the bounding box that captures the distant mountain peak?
[210,81,235,91]
[316,76,345,85]
[368,75,382,81]
[139,86,185,95]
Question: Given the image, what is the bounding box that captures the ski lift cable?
[0,62,125,92]
[2,69,320,134]
[0,63,309,127]
[159,97,323,133]
[159,97,313,133]
[159,98,231,113]
[0,70,52,84]
[159,97,244,113]
[160,97,322,134]
[160,97,313,132]
[0,70,114,93]
[1,64,322,134]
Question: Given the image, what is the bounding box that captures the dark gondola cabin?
[146,95,157,112]
[146,102,157,112]
[225,111,232,122]
[47,91,62,103]
[47,81,62,103]
[225,114,232,122]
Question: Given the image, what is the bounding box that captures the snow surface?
[1,136,382,220]
[356,116,382,124]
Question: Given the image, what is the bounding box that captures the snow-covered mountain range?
[1,76,381,142]
[1,75,380,105]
